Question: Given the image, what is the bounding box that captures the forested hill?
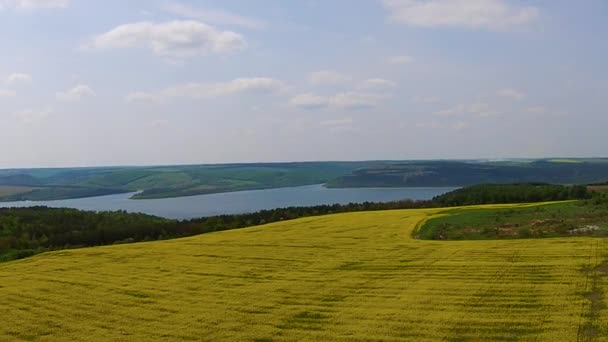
[1,159,608,201]
[327,159,608,188]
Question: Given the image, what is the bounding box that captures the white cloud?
[149,119,169,128]
[525,106,546,115]
[321,118,354,126]
[415,120,469,131]
[497,88,525,100]
[88,20,246,58]
[289,93,328,109]
[411,95,439,104]
[56,84,96,102]
[308,70,349,85]
[387,55,414,65]
[357,78,397,90]
[436,102,499,118]
[320,118,356,132]
[291,91,386,110]
[127,77,286,103]
[6,73,32,85]
[12,107,52,124]
[125,91,155,103]
[435,104,465,116]
[415,121,441,129]
[330,92,383,110]
[164,3,266,30]
[524,106,567,117]
[382,0,539,31]
[0,0,68,10]
[468,102,498,118]
[452,121,470,131]
[0,89,16,97]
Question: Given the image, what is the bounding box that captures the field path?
[1,208,606,341]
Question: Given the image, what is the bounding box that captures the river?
[0,184,457,219]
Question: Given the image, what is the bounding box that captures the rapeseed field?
[1,205,606,341]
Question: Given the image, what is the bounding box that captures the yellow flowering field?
[1,205,606,341]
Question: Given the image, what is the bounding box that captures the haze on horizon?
[1,0,606,168]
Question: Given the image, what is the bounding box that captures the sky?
[0,0,607,168]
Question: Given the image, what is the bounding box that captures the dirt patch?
[596,260,608,276]
[570,226,602,235]
[531,219,552,226]
[497,227,519,238]
[578,257,608,341]
[589,186,608,193]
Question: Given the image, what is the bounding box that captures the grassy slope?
[0,185,38,197]
[1,205,607,340]
[419,201,608,240]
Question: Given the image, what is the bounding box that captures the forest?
[431,183,590,206]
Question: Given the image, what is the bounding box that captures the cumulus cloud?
[497,88,526,100]
[382,0,539,31]
[525,106,546,115]
[6,73,32,84]
[164,3,266,30]
[88,20,246,58]
[357,78,397,90]
[290,92,385,110]
[0,89,16,97]
[125,92,155,103]
[56,84,96,102]
[524,106,567,117]
[12,107,53,124]
[0,0,68,10]
[148,119,170,128]
[126,77,286,103]
[415,121,441,129]
[415,120,469,131]
[331,92,382,109]
[386,55,414,65]
[436,102,499,118]
[308,70,350,85]
[321,118,354,126]
[411,95,439,104]
[289,93,328,109]
[452,121,470,131]
[320,117,356,132]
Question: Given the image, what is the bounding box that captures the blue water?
[0,184,457,219]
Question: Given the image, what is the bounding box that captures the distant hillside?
[2,159,608,201]
[0,162,372,201]
[327,159,608,188]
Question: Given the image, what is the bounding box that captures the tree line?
[431,183,590,207]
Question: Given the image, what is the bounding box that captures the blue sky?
[0,0,606,167]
